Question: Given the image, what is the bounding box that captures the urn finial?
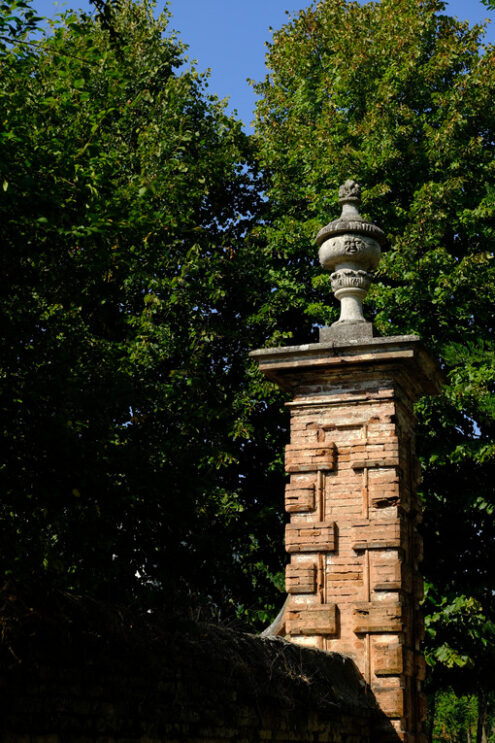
[338,179,361,204]
[316,180,386,342]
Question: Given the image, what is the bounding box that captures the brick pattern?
[287,604,338,635]
[286,522,336,552]
[286,563,316,593]
[281,365,428,743]
[285,482,315,512]
[285,442,336,472]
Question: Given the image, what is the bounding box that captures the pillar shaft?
[251,335,441,743]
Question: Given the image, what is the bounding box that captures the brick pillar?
[251,335,441,743]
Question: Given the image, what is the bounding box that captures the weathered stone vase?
[316,180,386,338]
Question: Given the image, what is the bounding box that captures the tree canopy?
[0,0,287,619]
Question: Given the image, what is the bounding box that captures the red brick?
[287,604,337,635]
[286,564,316,594]
[285,523,336,553]
[285,442,336,472]
[374,686,405,718]
[285,483,315,513]
[352,519,405,550]
[353,602,404,634]
[373,643,404,676]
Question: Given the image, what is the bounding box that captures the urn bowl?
[318,234,381,273]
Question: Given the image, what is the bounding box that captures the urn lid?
[315,180,387,248]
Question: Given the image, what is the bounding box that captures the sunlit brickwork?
[252,336,440,743]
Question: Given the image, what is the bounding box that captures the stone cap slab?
[250,334,442,397]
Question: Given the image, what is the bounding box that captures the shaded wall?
[0,596,399,742]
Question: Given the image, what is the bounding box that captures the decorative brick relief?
[286,564,317,594]
[327,568,363,583]
[287,604,338,636]
[285,482,316,512]
[375,685,405,719]
[353,601,404,634]
[285,442,336,472]
[372,558,412,593]
[351,455,400,469]
[373,643,409,676]
[352,520,406,551]
[285,522,336,553]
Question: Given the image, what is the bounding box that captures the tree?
[253,0,495,690]
[0,0,288,619]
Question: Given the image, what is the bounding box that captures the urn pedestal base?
[319,320,376,343]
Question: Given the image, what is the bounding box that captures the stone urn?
[316,180,387,340]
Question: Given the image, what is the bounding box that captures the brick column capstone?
[250,181,442,743]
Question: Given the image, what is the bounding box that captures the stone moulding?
[250,335,442,397]
[316,218,387,246]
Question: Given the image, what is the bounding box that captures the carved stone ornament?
[316,180,386,333]
[331,269,372,293]
[338,179,361,203]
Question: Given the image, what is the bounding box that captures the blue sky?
[32,0,494,128]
